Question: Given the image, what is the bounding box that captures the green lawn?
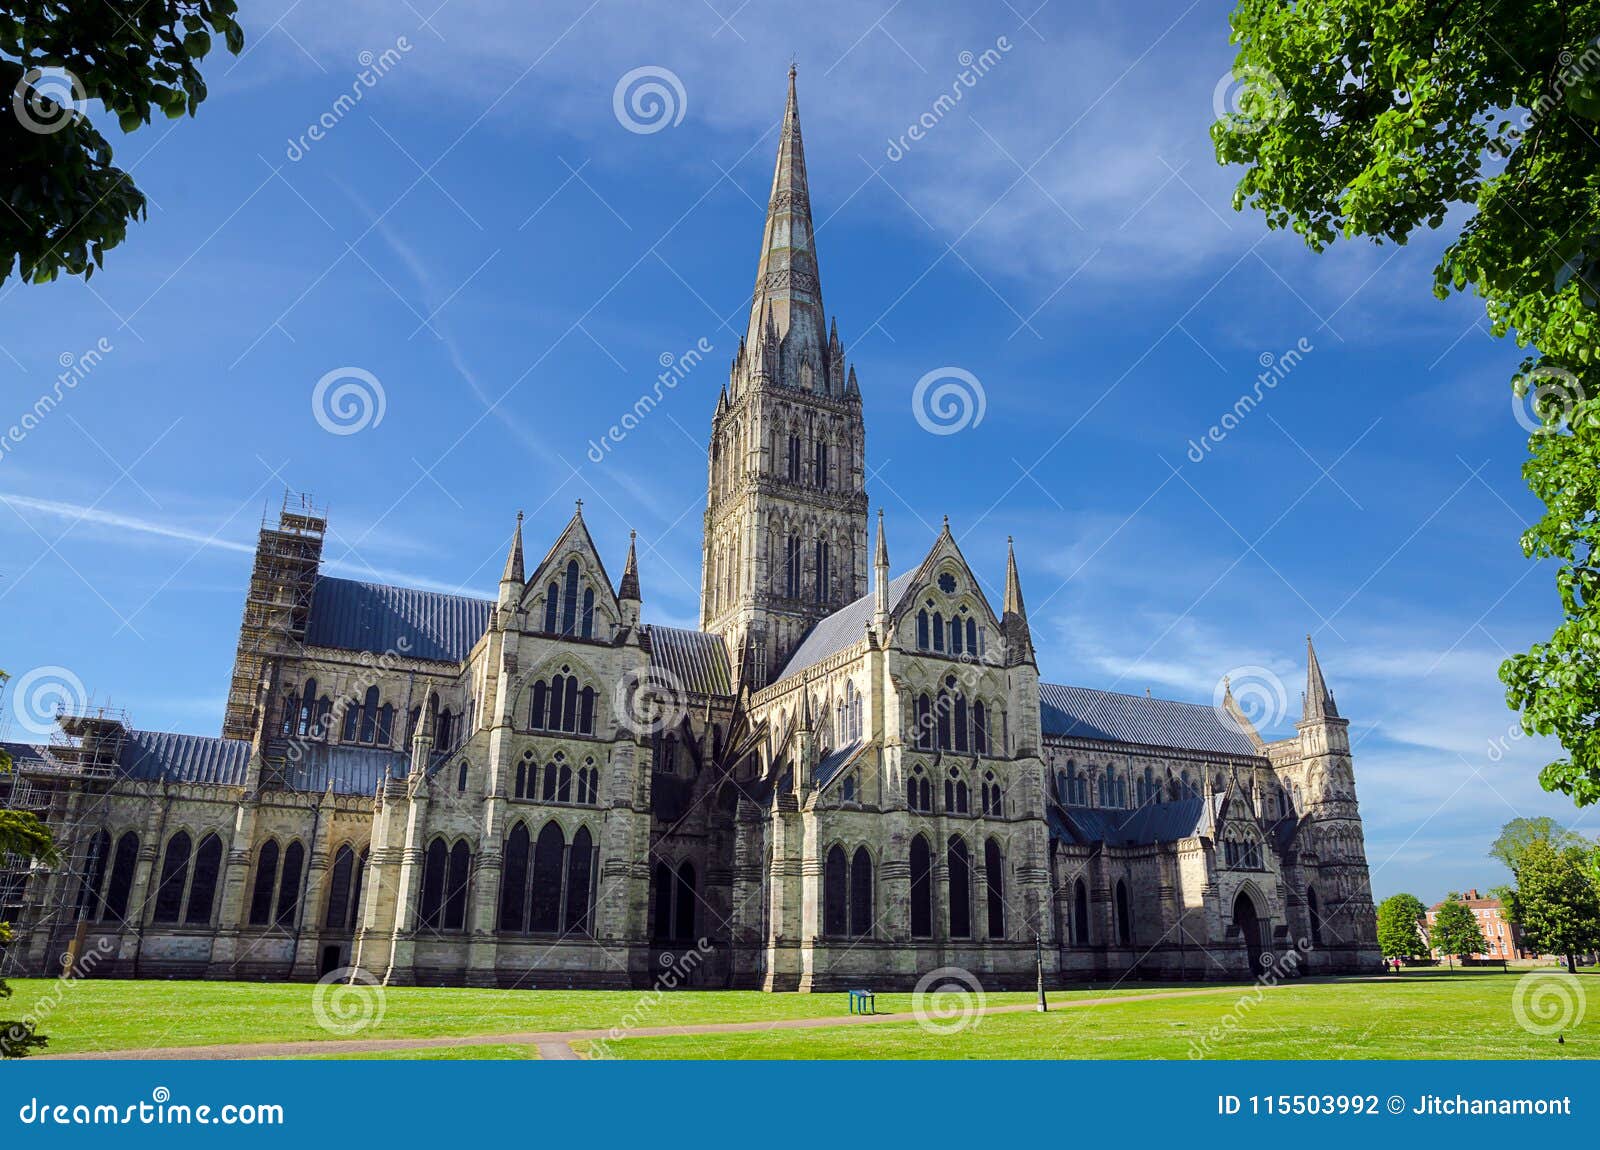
[579,971,1600,1060]
[3,978,1050,1055]
[6,970,1592,1059]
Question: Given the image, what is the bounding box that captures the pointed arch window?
[953,694,969,753]
[76,829,111,921]
[917,610,930,650]
[785,535,801,597]
[936,690,952,750]
[910,835,933,939]
[544,582,560,632]
[950,616,963,655]
[419,838,448,929]
[1307,886,1322,946]
[247,840,279,926]
[915,694,934,750]
[565,826,595,933]
[824,845,848,936]
[966,617,978,656]
[443,840,471,930]
[982,770,1002,816]
[787,434,801,482]
[276,840,305,927]
[324,844,357,930]
[985,838,1005,939]
[814,539,830,604]
[973,701,989,755]
[932,611,945,652]
[850,847,874,937]
[457,760,469,792]
[947,836,972,939]
[358,686,380,744]
[907,764,932,813]
[581,587,595,638]
[561,559,580,635]
[1115,879,1132,945]
[500,823,531,932]
[152,831,192,924]
[530,823,565,932]
[1073,879,1090,945]
[186,833,223,926]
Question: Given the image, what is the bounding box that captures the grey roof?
[778,571,918,680]
[305,577,492,663]
[813,738,868,789]
[278,743,409,795]
[119,730,254,786]
[1048,794,1218,847]
[646,625,733,697]
[1038,682,1258,757]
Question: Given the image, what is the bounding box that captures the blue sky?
[0,0,1582,902]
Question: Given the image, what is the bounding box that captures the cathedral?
[0,70,1379,990]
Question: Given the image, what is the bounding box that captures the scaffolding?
[222,492,327,741]
[0,691,127,979]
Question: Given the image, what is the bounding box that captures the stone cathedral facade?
[0,71,1379,990]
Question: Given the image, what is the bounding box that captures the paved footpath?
[38,977,1394,1061]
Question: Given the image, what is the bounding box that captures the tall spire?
[874,508,889,570]
[619,530,640,602]
[743,65,828,386]
[873,509,890,636]
[1001,536,1035,666]
[501,511,524,584]
[1303,634,1339,720]
[1003,536,1027,620]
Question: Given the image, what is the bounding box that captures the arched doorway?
[1234,891,1264,973]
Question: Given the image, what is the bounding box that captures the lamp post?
[1035,931,1047,1013]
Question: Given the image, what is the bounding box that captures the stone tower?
[700,66,868,688]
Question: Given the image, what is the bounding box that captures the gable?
[521,511,623,628]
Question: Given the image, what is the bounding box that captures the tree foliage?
[1503,839,1600,972]
[1428,898,1488,966]
[1213,0,1600,806]
[1489,816,1585,876]
[1375,892,1429,959]
[1,0,245,284]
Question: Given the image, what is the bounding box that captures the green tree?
[1212,1,1600,809]
[1504,839,1600,973]
[1490,817,1586,876]
[2,0,246,284]
[1375,893,1429,960]
[1428,898,1489,970]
